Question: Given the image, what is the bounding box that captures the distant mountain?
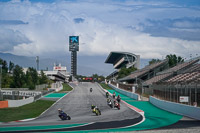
[0,53,114,76]
[0,53,151,76]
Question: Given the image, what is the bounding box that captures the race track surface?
[0,82,142,132]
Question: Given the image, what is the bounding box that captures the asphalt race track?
[0,82,142,132]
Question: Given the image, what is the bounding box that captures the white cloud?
[0,0,199,59]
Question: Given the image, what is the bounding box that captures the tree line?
[0,58,49,90]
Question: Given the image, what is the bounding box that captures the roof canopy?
[105,51,137,63]
[105,51,139,69]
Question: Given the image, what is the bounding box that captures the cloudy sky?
[0,0,200,62]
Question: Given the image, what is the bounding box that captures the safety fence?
[152,83,200,107]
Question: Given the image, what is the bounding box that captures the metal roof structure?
[105,51,140,69]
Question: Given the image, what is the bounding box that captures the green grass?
[57,83,73,93]
[0,100,55,122]
[100,83,113,90]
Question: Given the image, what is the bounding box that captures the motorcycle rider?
[95,106,101,115]
[113,92,116,99]
[58,108,71,120]
[113,100,120,110]
[91,104,95,109]
[107,98,113,108]
[106,92,109,98]
[58,108,65,115]
[58,109,67,118]
[117,95,121,103]
[90,88,93,92]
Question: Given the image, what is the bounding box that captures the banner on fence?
[180,96,189,102]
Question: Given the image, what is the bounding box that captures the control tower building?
[69,36,79,76]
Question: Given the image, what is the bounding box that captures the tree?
[166,54,184,67]
[39,70,48,84]
[11,65,25,88]
[149,59,161,65]
[1,60,8,74]
[8,61,14,73]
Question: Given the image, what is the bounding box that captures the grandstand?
[105,51,140,81]
[43,63,70,82]
[119,59,168,83]
[143,59,200,86]
[106,53,200,106]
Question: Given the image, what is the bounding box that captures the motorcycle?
[90,88,93,92]
[107,99,113,108]
[114,101,120,110]
[92,107,101,116]
[58,112,71,120]
[91,105,101,116]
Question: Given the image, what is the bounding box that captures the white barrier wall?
[8,97,34,107]
[108,84,139,100]
[150,96,200,120]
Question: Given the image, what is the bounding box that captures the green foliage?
[92,74,105,81]
[166,54,184,67]
[8,61,14,73]
[39,70,48,84]
[100,83,113,90]
[57,83,73,93]
[11,65,25,88]
[0,58,49,90]
[0,100,55,122]
[149,59,161,65]
[117,66,137,79]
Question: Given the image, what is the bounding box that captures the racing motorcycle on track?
[107,98,113,108]
[114,100,120,110]
[58,109,71,120]
[91,105,101,116]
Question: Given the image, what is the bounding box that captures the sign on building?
[69,36,79,51]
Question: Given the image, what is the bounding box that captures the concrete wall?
[8,97,34,107]
[150,96,200,120]
[108,84,139,100]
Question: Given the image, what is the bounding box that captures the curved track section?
[0,82,142,132]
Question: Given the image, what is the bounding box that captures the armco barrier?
[150,96,200,120]
[8,97,34,107]
[108,84,139,100]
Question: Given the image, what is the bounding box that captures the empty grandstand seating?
[143,73,171,85]
[183,64,200,73]
[143,59,199,85]
[166,71,200,83]
[119,59,168,81]
[157,59,199,75]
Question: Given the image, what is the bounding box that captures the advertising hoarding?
[69,36,79,51]
[180,96,189,103]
